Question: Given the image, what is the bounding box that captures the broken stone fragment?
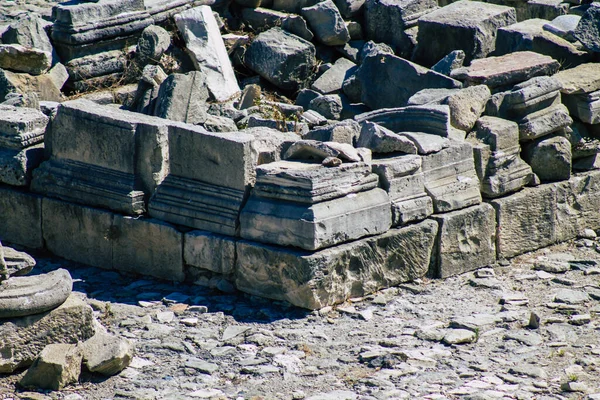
[0,44,52,76]
[356,122,418,154]
[19,343,82,391]
[82,328,134,376]
[522,135,572,183]
[283,140,363,162]
[573,3,600,53]
[135,24,171,68]
[301,0,350,46]
[431,50,465,76]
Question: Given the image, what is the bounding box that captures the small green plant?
[567,373,579,382]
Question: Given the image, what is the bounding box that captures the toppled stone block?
[152,71,210,124]
[544,15,580,42]
[2,14,55,65]
[399,131,451,154]
[414,0,517,66]
[555,169,600,242]
[522,135,572,182]
[175,6,240,101]
[0,186,43,249]
[0,68,63,103]
[573,3,600,53]
[431,50,465,76]
[235,219,438,309]
[301,0,350,46]
[241,7,314,41]
[554,63,600,96]
[451,51,560,89]
[562,90,600,124]
[0,295,95,373]
[432,203,496,278]
[245,28,316,91]
[19,343,82,390]
[334,0,366,18]
[305,120,360,145]
[517,103,572,141]
[356,53,461,109]
[500,76,563,119]
[0,44,51,75]
[135,24,171,68]
[309,94,343,120]
[82,329,133,376]
[356,122,418,154]
[311,57,356,94]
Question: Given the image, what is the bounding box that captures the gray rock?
[397,131,450,154]
[447,85,491,132]
[357,53,461,109]
[442,329,477,345]
[136,24,171,67]
[311,57,357,94]
[174,6,240,102]
[544,15,581,42]
[301,0,350,46]
[245,28,316,91]
[431,50,465,76]
[357,40,394,64]
[517,104,572,141]
[503,330,543,346]
[153,71,210,124]
[554,289,590,304]
[309,94,343,120]
[19,343,82,390]
[284,140,363,162]
[82,329,133,376]
[573,3,600,52]
[334,0,365,18]
[0,44,51,75]
[0,68,63,103]
[357,122,417,154]
[272,0,319,14]
[554,63,600,95]
[240,7,314,41]
[0,245,35,280]
[304,120,360,144]
[414,0,516,66]
[509,364,547,379]
[522,135,571,183]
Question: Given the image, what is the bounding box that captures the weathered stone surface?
[397,131,450,154]
[240,7,314,41]
[284,140,364,163]
[0,295,95,373]
[355,105,453,138]
[364,0,437,58]
[112,216,184,282]
[174,6,240,101]
[414,0,517,66]
[1,245,35,279]
[501,76,563,119]
[495,19,591,69]
[19,343,82,390]
[420,140,482,213]
[431,50,465,76]
[552,63,600,96]
[334,0,365,18]
[303,120,358,145]
[241,186,391,251]
[136,24,171,67]
[0,145,44,187]
[272,0,318,14]
[491,184,557,258]
[517,104,572,141]
[301,0,350,46]
[555,170,600,242]
[184,230,236,275]
[82,329,133,376]
[42,197,113,269]
[2,14,55,64]
[0,269,72,319]
[309,94,343,120]
[245,28,316,91]
[357,53,461,109]
[0,68,63,103]
[152,71,210,124]
[357,122,418,154]
[0,44,51,75]
[544,15,580,42]
[235,219,438,309]
[522,135,571,183]
[573,3,600,53]
[452,51,560,89]
[311,57,356,94]
[562,91,600,124]
[0,105,47,150]
[432,203,496,278]
[0,186,42,249]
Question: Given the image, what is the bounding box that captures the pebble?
[443,329,477,345]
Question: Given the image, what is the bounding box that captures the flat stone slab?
[452,51,560,89]
[554,63,600,95]
[0,269,73,319]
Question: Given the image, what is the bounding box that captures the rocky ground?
[1,237,600,400]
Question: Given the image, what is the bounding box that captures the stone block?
[0,69,63,103]
[356,122,418,154]
[0,145,44,187]
[311,57,357,94]
[305,120,360,145]
[0,295,95,373]
[0,185,42,249]
[355,105,453,138]
[174,6,240,102]
[432,203,496,278]
[522,135,572,183]
[19,343,82,390]
[81,329,133,376]
[42,197,113,269]
[152,71,210,124]
[240,7,314,41]
[562,91,600,124]
[184,230,236,276]
[490,184,557,258]
[240,188,392,251]
[112,216,184,282]
[573,3,600,53]
[0,44,51,75]
[414,0,517,66]
[245,27,316,91]
[554,63,600,96]
[517,103,572,141]
[301,0,350,46]
[235,219,438,309]
[555,170,600,243]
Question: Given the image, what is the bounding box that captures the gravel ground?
[2,238,600,400]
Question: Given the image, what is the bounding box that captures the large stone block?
[522,135,571,183]
[112,216,184,282]
[0,185,42,249]
[42,197,113,269]
[184,230,236,276]
[490,184,557,259]
[555,170,600,243]
[414,0,517,66]
[235,219,438,309]
[301,0,350,46]
[432,203,496,278]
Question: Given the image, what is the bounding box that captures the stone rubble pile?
[0,0,599,376]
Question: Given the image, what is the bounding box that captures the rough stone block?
[42,197,113,269]
[432,203,496,278]
[235,219,438,309]
[311,57,357,94]
[522,135,572,182]
[184,230,236,276]
[0,185,42,249]
[112,216,184,282]
[81,329,133,376]
[301,0,350,46]
[0,145,45,187]
[19,343,82,391]
[414,0,517,66]
[490,184,557,259]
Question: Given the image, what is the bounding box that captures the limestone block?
[112,216,184,282]
[240,7,314,41]
[522,135,571,183]
[554,63,600,95]
[365,0,438,58]
[0,295,95,373]
[174,6,240,102]
[235,219,438,309]
[2,14,55,63]
[491,184,557,258]
[543,15,580,42]
[432,203,496,278]
[301,0,350,46]
[240,188,392,251]
[136,24,171,67]
[0,185,43,249]
[414,0,517,66]
[0,269,72,319]
[147,0,217,25]
[334,0,366,18]
[52,0,146,27]
[446,85,491,132]
[0,44,51,75]
[573,3,600,53]
[555,170,600,243]
[42,197,113,269]
[184,230,236,275]
[245,28,316,91]
[0,68,63,103]
[152,71,210,124]
[0,105,48,150]
[355,105,453,138]
[562,91,600,124]
[19,343,82,390]
[305,120,360,145]
[0,145,44,187]
[502,76,563,119]
[82,329,133,376]
[452,51,560,89]
[357,53,461,109]
[311,57,357,94]
[356,122,418,154]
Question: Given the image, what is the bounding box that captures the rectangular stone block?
[0,185,42,249]
[42,197,113,269]
[432,203,497,278]
[235,219,438,309]
[184,230,236,275]
[112,216,184,282]
[490,184,557,259]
